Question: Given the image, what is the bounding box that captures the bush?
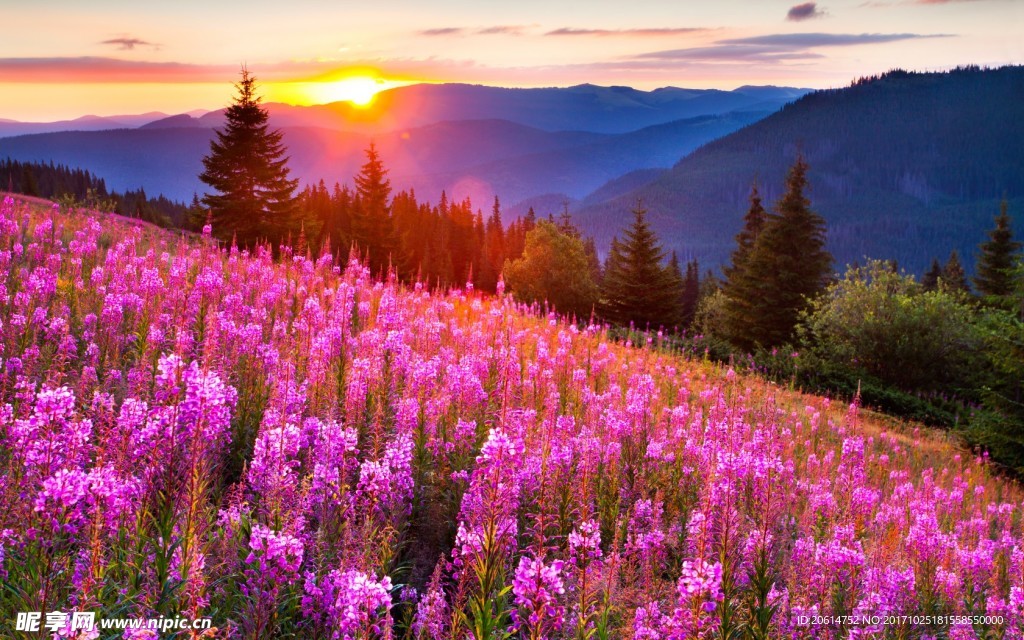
[798,260,983,394]
[960,410,1024,475]
[504,220,599,318]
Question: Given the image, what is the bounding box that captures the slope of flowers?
[0,194,1021,639]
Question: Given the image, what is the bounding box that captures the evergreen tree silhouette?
[722,183,770,344]
[599,201,681,329]
[200,67,298,246]
[941,249,970,294]
[352,143,396,275]
[921,258,943,291]
[974,200,1021,307]
[722,157,832,350]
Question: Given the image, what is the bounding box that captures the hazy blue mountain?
[0,113,168,137]
[0,111,768,207]
[577,66,1024,274]
[140,114,205,129]
[337,83,810,133]
[429,112,768,205]
[578,169,668,209]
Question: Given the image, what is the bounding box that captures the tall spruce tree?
[599,202,682,329]
[352,143,396,275]
[200,67,298,246]
[724,183,768,282]
[941,250,970,294]
[722,157,832,350]
[921,258,943,291]
[974,200,1022,307]
[668,251,687,326]
[722,183,770,343]
[681,259,701,328]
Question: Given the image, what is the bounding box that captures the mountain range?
[0,83,802,209]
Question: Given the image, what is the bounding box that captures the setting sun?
[266,74,415,109]
[326,76,381,107]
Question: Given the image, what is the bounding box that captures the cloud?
[0,57,229,82]
[718,32,949,47]
[787,2,827,21]
[635,46,824,62]
[476,25,527,35]
[419,25,529,36]
[631,31,950,65]
[545,27,707,37]
[100,37,155,50]
[0,57,363,83]
[419,27,464,36]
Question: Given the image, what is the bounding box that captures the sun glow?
[326,77,381,107]
[268,74,416,109]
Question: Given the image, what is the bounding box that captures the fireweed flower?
[247,408,304,504]
[412,581,448,639]
[627,499,666,562]
[33,468,90,535]
[243,524,305,604]
[568,520,603,566]
[633,601,666,640]
[512,556,566,636]
[356,432,414,518]
[677,559,724,611]
[453,427,523,565]
[308,418,360,509]
[13,385,93,476]
[246,524,304,575]
[303,568,394,639]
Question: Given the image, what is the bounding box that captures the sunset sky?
[0,0,1020,121]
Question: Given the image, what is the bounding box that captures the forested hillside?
[581,66,1024,273]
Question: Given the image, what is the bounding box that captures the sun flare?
[327,77,381,107]
[264,73,416,109]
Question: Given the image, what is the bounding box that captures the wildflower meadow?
[0,194,1021,639]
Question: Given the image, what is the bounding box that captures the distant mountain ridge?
[577,66,1024,274]
[1,82,811,137]
[0,113,169,137]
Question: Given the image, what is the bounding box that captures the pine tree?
[941,249,970,294]
[722,157,832,350]
[199,67,298,246]
[668,251,687,327]
[974,200,1022,307]
[723,183,767,282]
[681,259,700,328]
[352,142,396,275]
[921,258,943,291]
[721,183,770,342]
[599,202,682,329]
[483,197,506,291]
[583,237,603,285]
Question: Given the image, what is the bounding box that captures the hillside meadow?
[0,194,1020,639]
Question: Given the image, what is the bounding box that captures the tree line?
[1,158,198,227]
